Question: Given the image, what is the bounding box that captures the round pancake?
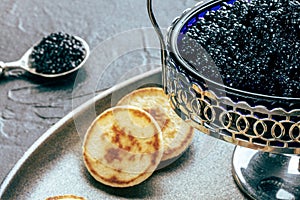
[45,194,86,200]
[117,87,194,162]
[82,106,164,187]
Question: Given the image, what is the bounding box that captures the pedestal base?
[232,146,300,200]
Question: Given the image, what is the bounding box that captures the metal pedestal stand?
[232,146,300,200]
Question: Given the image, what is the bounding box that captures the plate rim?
[0,67,162,197]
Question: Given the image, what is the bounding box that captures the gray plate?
[0,68,247,200]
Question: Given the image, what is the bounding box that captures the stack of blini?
[82,87,194,187]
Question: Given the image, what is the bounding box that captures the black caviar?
[30,32,86,74]
[179,0,300,97]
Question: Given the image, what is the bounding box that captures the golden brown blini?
[117,87,194,162]
[82,106,164,187]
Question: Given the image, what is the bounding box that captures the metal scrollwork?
[166,58,300,154]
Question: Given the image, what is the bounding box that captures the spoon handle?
[0,61,4,76]
[0,60,24,77]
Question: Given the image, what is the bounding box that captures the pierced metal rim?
[169,96,300,154]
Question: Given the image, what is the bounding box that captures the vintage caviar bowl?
[148,0,300,199]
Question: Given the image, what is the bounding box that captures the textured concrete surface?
[0,0,248,199]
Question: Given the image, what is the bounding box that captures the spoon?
[0,35,90,78]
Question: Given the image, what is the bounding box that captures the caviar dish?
[152,0,300,199]
[165,0,300,152]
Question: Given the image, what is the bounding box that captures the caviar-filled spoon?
[0,32,90,78]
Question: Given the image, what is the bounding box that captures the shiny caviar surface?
[30,32,86,74]
[178,0,300,97]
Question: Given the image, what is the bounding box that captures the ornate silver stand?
[147,0,300,199]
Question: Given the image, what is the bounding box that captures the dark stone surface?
[0,0,247,199]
